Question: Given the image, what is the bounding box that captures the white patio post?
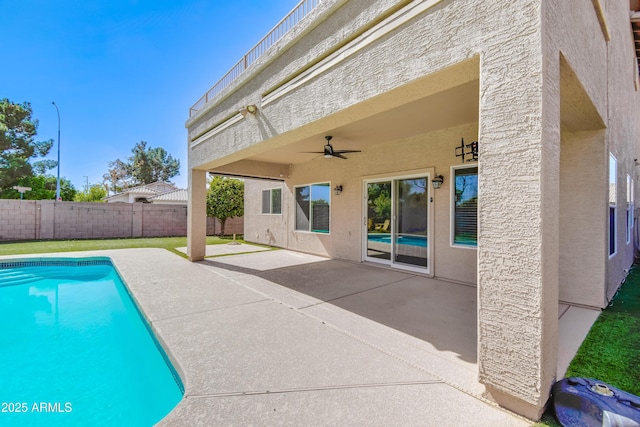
[187,168,207,261]
[476,4,559,419]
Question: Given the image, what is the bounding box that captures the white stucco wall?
[187,0,640,419]
[244,179,288,248]
[600,1,640,299]
[105,193,132,203]
[474,0,552,417]
[545,0,639,310]
[559,130,607,307]
[105,191,152,203]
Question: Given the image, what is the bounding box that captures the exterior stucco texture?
[186,0,640,419]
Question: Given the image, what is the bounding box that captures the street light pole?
[51,102,61,201]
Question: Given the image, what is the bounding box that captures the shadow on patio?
[200,250,477,365]
[197,247,600,406]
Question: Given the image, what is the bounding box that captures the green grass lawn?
[0,236,245,258]
[534,264,640,426]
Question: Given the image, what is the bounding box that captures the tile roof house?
[105,182,183,204]
[184,0,640,420]
[148,188,188,205]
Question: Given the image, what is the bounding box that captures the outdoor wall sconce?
[432,175,444,189]
[239,104,258,117]
[334,185,343,195]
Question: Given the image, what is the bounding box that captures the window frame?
[294,182,331,234]
[261,188,282,215]
[627,174,633,245]
[450,165,478,249]
[609,153,617,257]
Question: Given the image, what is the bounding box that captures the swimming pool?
[0,258,183,427]
[367,234,428,247]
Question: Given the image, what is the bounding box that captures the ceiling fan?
[304,136,361,159]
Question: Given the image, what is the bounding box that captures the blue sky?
[1,0,299,191]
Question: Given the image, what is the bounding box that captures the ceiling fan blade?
[300,135,360,159]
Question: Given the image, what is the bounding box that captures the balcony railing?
[189,0,324,117]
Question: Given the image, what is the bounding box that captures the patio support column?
[187,168,207,261]
[477,0,559,420]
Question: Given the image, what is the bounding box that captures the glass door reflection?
[394,178,428,268]
[366,181,392,261]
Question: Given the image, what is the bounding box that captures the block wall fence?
[0,200,243,241]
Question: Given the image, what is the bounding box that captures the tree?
[206,176,244,236]
[368,183,391,223]
[0,99,55,193]
[74,184,107,202]
[103,159,130,195]
[103,141,180,191]
[1,175,76,201]
[129,141,180,184]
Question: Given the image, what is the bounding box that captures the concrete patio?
[194,247,599,391]
[0,246,600,425]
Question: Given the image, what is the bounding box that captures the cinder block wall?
[143,204,188,237]
[0,200,244,241]
[0,200,38,240]
[207,216,244,236]
[53,202,134,239]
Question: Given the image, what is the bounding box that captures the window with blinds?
[261,190,270,214]
[295,183,330,233]
[610,154,617,256]
[452,166,478,247]
[261,188,282,214]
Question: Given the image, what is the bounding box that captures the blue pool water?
[367,234,427,247]
[0,258,183,427]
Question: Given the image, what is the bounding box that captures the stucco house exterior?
[185,0,640,419]
[104,182,181,204]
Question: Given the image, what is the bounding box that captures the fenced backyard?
[0,200,243,241]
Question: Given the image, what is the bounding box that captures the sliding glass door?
[364,174,430,272]
[366,181,392,261]
[394,178,428,268]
